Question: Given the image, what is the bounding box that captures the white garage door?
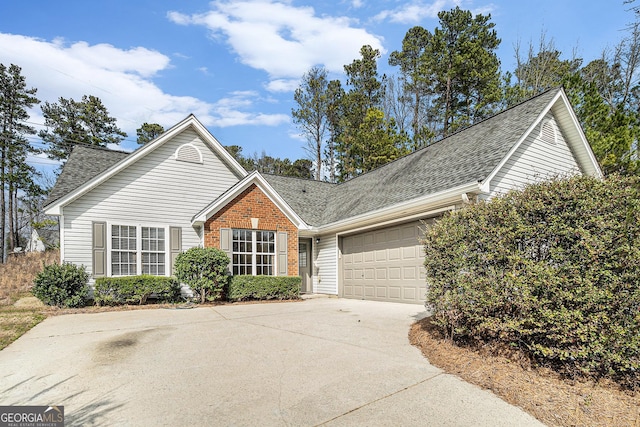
[341,221,427,304]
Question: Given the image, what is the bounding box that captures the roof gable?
[265,88,601,229]
[44,115,248,215]
[481,88,602,191]
[192,171,309,230]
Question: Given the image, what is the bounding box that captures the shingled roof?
[45,88,565,226]
[45,145,130,207]
[264,88,561,226]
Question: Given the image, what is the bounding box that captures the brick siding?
[203,184,298,276]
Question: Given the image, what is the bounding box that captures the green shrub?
[94,275,181,306]
[227,275,301,302]
[174,247,229,303]
[423,174,640,389]
[32,262,89,308]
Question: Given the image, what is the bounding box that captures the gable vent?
[539,119,558,145]
[175,143,203,164]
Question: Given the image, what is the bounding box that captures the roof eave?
[316,181,484,235]
[43,115,248,215]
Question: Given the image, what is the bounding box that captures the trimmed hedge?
[423,174,640,389]
[94,275,181,306]
[227,275,301,301]
[32,262,89,308]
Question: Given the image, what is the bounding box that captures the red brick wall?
[203,184,298,276]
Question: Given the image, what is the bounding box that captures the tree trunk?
[12,184,20,249]
[7,169,15,253]
[1,137,6,263]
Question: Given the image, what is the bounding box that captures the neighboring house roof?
[43,115,248,215]
[263,88,601,229]
[46,146,129,206]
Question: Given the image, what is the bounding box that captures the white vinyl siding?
[313,234,338,295]
[61,128,241,278]
[490,113,580,196]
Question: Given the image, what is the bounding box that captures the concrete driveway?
[0,298,542,426]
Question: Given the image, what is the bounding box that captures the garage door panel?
[403,266,417,280]
[402,246,417,259]
[403,287,417,300]
[364,268,375,279]
[342,220,427,304]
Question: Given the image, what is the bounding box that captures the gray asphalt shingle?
[265,88,559,226]
[44,145,130,207]
[45,88,559,227]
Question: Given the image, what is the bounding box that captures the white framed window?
[232,229,275,275]
[109,224,168,276]
[142,227,166,275]
[112,225,137,276]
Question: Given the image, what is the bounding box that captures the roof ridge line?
[339,87,562,185]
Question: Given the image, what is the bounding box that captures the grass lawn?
[0,305,47,350]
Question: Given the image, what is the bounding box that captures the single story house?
[44,88,602,304]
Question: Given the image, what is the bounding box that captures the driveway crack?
[313,373,444,426]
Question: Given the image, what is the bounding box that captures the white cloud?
[265,78,300,92]
[374,0,496,24]
[210,91,290,127]
[374,0,454,23]
[0,33,289,142]
[168,1,385,82]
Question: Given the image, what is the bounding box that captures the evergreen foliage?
[0,63,41,262]
[423,175,640,389]
[227,275,301,301]
[94,275,181,305]
[136,122,164,144]
[173,247,230,303]
[32,262,88,308]
[39,95,126,162]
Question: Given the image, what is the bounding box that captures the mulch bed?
[409,317,640,427]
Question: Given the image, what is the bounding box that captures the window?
[142,227,165,275]
[232,229,275,275]
[112,225,136,276]
[110,224,167,276]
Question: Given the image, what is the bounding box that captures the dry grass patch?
[0,306,47,349]
[0,251,59,306]
[410,317,640,427]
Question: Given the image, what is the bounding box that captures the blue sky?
[0,0,634,172]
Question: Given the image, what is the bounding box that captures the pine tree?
[0,63,40,261]
[40,95,126,162]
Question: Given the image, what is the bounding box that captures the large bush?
[32,262,89,308]
[423,174,640,389]
[174,247,229,303]
[227,275,301,302]
[94,275,180,306]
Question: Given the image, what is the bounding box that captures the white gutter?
[314,181,484,235]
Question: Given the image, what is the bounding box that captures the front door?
[298,240,311,293]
